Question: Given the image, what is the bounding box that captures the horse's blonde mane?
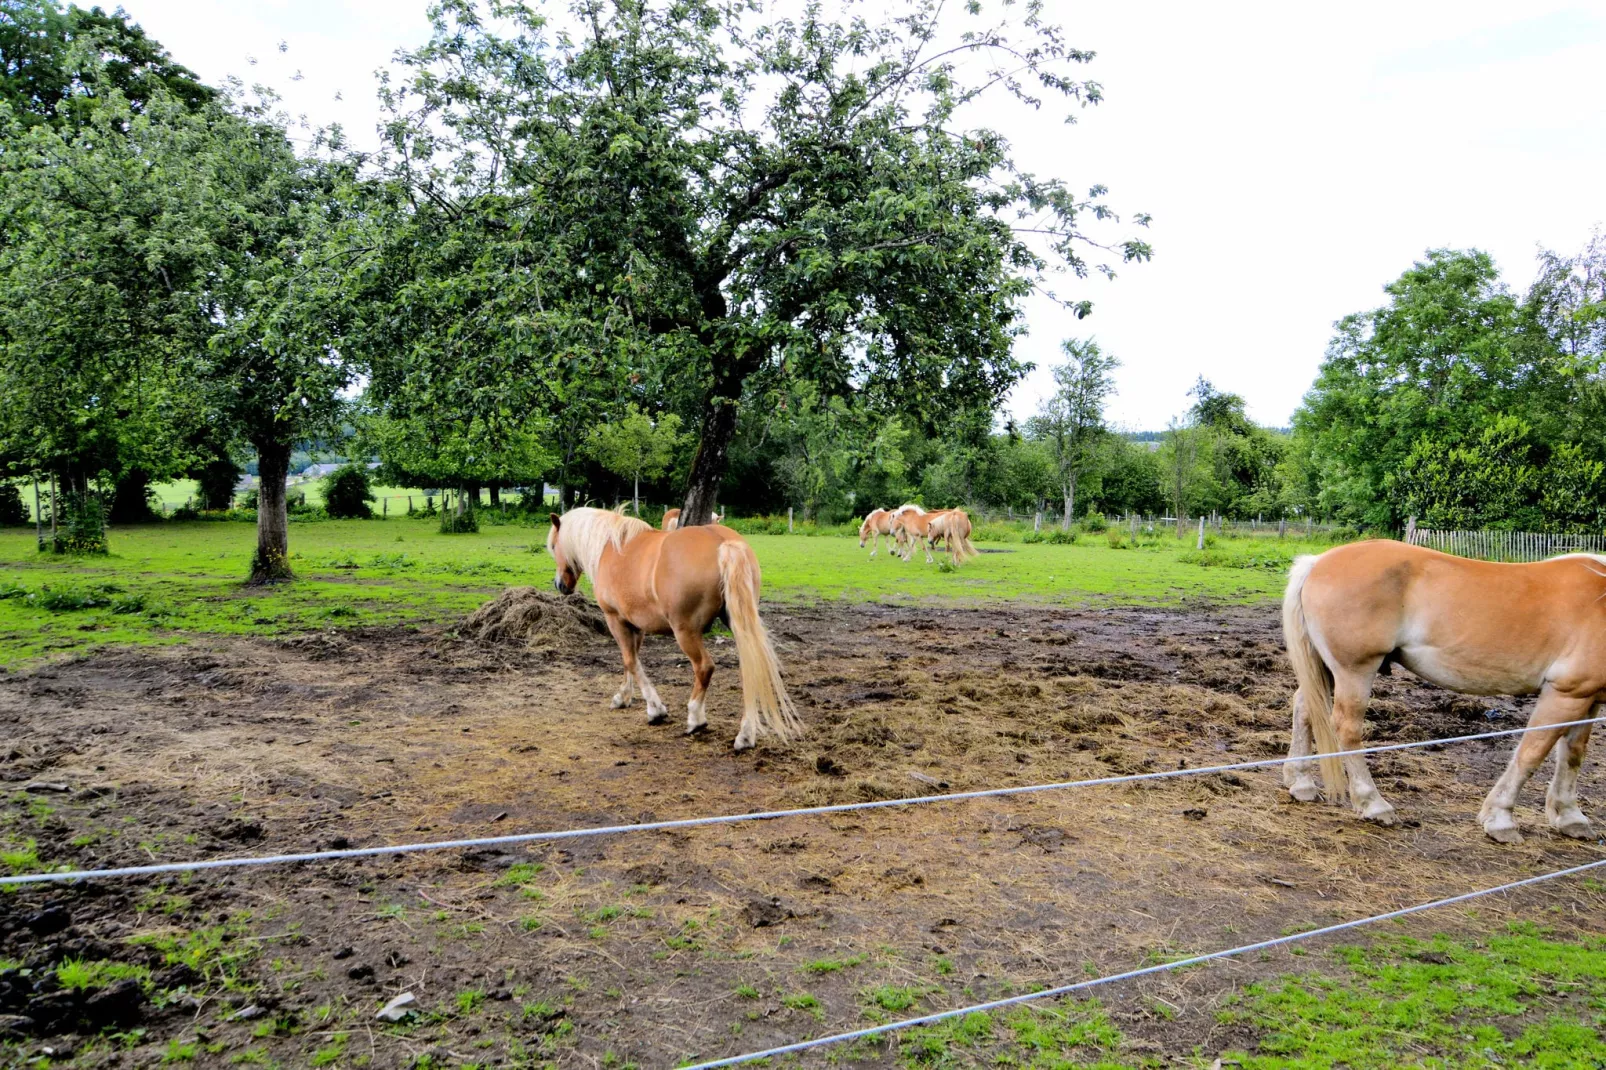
[556,507,651,576]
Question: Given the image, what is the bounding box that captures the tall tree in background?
[378,0,1150,527]
[198,111,360,581]
[1029,339,1120,527]
[1294,248,1588,528]
[0,0,213,129]
[0,72,213,548]
[585,405,685,516]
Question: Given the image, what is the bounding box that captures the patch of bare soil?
[1,601,1602,1068]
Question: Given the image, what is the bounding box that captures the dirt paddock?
[2,597,1603,1067]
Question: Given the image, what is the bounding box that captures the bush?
[0,483,27,526]
[1106,528,1127,549]
[322,465,375,519]
[46,495,108,555]
[439,503,479,533]
[240,488,259,510]
[195,459,243,511]
[1081,512,1109,533]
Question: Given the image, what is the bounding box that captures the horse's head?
[547,513,579,595]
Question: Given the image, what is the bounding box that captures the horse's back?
[1299,539,1605,692]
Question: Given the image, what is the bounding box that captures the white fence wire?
[3,716,1601,887]
[681,855,1606,1069]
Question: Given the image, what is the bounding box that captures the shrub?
[322,465,375,519]
[0,484,27,526]
[46,495,108,555]
[1106,528,1127,549]
[194,459,243,511]
[1081,512,1109,533]
[439,504,478,533]
[240,488,259,510]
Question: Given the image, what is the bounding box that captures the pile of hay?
[458,587,610,651]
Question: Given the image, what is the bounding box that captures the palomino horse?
[547,508,800,750]
[661,508,720,531]
[926,508,978,566]
[1283,540,1602,843]
[858,504,920,557]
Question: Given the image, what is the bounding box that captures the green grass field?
[0,517,1317,668]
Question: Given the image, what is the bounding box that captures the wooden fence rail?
[1406,527,1606,563]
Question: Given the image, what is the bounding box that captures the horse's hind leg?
[1481,688,1595,844]
[1546,720,1595,839]
[603,612,639,710]
[1283,688,1320,802]
[671,625,716,738]
[1332,668,1396,824]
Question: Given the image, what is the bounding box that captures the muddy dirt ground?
[1,599,1603,1068]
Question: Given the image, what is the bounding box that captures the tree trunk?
[489,484,501,508]
[251,438,293,584]
[1061,480,1074,530]
[680,390,740,526]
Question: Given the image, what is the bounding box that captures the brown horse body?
[548,508,799,750]
[893,507,977,565]
[858,508,896,557]
[1283,539,1602,842]
[926,509,978,565]
[662,508,719,531]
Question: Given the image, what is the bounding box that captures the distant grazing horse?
[858,509,898,557]
[1283,540,1603,843]
[548,508,799,750]
[892,508,940,562]
[926,508,978,566]
[662,508,721,531]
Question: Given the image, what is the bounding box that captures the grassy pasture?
[7,518,1605,1068]
[0,518,1317,668]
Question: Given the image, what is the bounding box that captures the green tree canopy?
[1027,338,1120,526]
[584,404,685,515]
[361,0,1150,526]
[1292,248,1582,528]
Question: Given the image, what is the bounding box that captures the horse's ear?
[549,513,561,528]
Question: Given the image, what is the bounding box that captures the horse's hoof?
[1287,781,1320,803]
[685,721,707,736]
[611,695,631,709]
[646,708,668,725]
[1484,818,1524,844]
[1361,801,1398,826]
[1550,811,1593,839]
[732,736,753,752]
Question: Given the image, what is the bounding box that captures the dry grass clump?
[458,587,610,651]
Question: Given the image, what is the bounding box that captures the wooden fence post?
[788,507,794,533]
[1196,517,1205,550]
[383,497,388,518]
[1033,511,1042,533]
[1404,515,1416,546]
[1278,518,1286,538]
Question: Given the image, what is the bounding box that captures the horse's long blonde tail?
[718,541,804,743]
[1283,554,1344,802]
[956,517,978,561]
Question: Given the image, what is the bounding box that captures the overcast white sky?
[125,0,1606,430]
